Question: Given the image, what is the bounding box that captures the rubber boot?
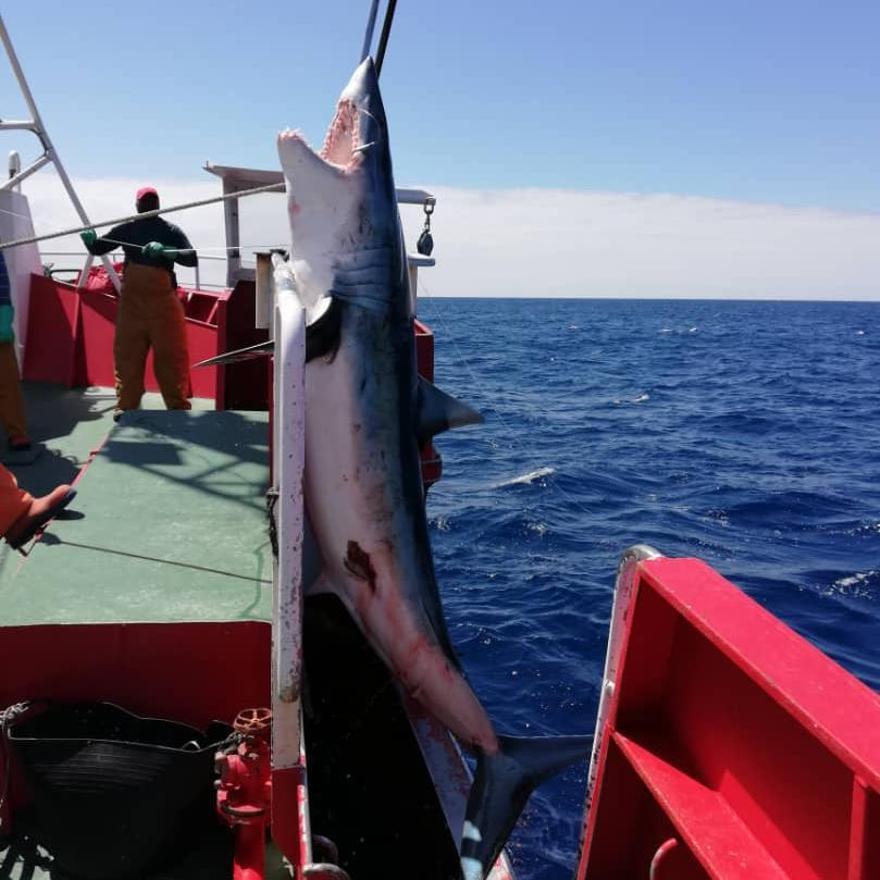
[5,484,76,549]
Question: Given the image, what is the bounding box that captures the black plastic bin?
[7,702,231,880]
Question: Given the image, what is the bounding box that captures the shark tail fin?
[460,734,592,880]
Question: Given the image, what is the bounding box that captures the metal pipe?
[374,0,398,78]
[0,14,121,290]
[0,16,46,132]
[360,0,381,62]
[0,182,284,253]
[75,254,95,290]
[0,153,50,193]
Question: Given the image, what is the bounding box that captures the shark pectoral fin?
[417,377,483,444]
[460,734,592,880]
[194,340,275,368]
[305,297,342,362]
[194,300,340,368]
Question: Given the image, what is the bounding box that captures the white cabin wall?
[0,189,42,364]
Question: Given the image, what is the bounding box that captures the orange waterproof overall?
[0,464,30,537]
[114,263,191,412]
[0,342,28,440]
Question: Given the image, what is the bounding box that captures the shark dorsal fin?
[417,377,483,444]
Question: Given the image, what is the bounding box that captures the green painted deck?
[0,385,272,626]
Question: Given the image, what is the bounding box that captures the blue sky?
[3,1,879,212]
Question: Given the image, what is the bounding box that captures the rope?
[0,183,285,253]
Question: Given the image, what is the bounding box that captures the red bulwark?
[415,318,442,486]
[22,275,269,409]
[577,557,880,880]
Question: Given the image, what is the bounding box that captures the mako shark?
[274,58,589,880]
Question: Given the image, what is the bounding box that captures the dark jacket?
[86,217,198,272]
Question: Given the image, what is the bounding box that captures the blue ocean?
[417,297,880,880]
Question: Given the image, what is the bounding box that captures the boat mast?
[0,15,121,292]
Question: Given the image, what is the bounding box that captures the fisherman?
[0,464,74,549]
[80,187,197,418]
[0,249,31,450]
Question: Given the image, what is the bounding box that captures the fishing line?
[417,279,597,523]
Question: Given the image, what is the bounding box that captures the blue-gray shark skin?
[277,58,589,880]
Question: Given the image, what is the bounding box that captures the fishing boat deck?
[0,383,464,880]
[0,385,276,879]
[0,385,271,625]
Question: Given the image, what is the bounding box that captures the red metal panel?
[415,318,434,381]
[578,556,880,880]
[22,274,80,385]
[184,316,220,400]
[849,777,880,880]
[76,288,221,400]
[641,558,880,788]
[76,290,117,387]
[216,281,269,411]
[0,621,270,731]
[22,275,253,407]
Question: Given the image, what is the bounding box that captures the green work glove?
[0,304,14,344]
[142,241,178,262]
[80,228,97,250]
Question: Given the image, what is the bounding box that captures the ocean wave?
[612,392,650,405]
[423,297,880,880]
[495,466,556,487]
[829,570,878,598]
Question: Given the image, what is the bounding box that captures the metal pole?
[0,154,50,193]
[374,0,399,78]
[0,182,284,253]
[0,15,122,291]
[0,17,48,138]
[360,0,381,62]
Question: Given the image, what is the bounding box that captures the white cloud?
[13,171,880,300]
[409,188,880,300]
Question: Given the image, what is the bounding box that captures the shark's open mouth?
[321,99,361,169]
